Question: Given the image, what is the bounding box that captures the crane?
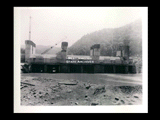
[41,36,67,55]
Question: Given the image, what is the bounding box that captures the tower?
[25,40,36,63]
[61,42,68,60]
[25,16,36,63]
[123,39,130,63]
[90,44,100,61]
[56,42,68,62]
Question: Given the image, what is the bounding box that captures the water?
[21,73,142,86]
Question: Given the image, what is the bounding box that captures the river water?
[21,73,142,86]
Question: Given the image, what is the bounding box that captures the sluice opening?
[47,65,59,73]
[70,65,82,73]
[83,65,94,73]
[128,66,136,74]
[31,64,44,73]
[115,65,126,73]
[104,65,114,73]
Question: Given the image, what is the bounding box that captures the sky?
[15,7,143,47]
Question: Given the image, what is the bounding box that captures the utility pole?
[29,16,31,40]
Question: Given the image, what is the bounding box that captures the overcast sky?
[16,7,143,47]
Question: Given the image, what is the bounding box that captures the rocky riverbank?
[21,76,142,106]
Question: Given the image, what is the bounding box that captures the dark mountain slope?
[68,19,142,56]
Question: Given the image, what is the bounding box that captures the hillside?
[21,45,61,62]
[21,45,61,55]
[68,19,142,57]
[35,45,61,55]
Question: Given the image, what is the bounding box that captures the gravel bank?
[21,75,142,106]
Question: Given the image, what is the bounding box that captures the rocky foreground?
[21,76,142,106]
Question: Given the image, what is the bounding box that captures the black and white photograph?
[14,7,148,113]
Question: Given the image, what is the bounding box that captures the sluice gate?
[25,63,136,74]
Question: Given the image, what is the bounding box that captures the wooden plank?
[58,82,77,85]
[21,85,28,89]
[21,82,35,86]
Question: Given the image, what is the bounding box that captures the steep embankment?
[68,19,142,56]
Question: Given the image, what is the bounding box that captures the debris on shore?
[21,76,142,106]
